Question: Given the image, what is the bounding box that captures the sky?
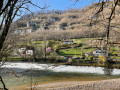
[15,0,99,20]
[30,0,99,12]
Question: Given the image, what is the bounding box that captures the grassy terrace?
[59,47,96,57]
[8,57,25,61]
[72,38,94,43]
[9,38,120,64]
[57,38,96,57]
[32,41,44,46]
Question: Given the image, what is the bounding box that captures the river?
[0,62,120,89]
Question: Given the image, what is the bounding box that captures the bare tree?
[0,0,47,89]
[72,0,120,45]
[92,0,120,43]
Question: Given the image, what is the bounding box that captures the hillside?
[14,2,120,41]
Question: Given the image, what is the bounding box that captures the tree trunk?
[0,0,3,11]
[0,1,18,90]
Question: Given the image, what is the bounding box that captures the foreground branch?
[0,76,8,90]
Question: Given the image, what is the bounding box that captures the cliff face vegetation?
[13,2,120,41]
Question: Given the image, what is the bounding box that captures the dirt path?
[35,79,120,90]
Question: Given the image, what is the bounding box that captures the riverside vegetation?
[5,38,120,69]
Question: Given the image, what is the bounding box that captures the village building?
[93,49,108,57]
[26,50,33,56]
[18,46,34,57]
[63,39,74,44]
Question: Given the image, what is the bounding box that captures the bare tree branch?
[106,0,119,43]
[0,76,8,90]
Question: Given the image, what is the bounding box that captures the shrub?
[48,40,58,47]
[88,56,93,60]
[112,52,118,56]
[48,55,58,62]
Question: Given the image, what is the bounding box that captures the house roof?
[63,39,73,42]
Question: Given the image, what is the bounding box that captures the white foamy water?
[1,62,120,75]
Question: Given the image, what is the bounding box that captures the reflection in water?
[0,68,119,89]
[0,62,120,89]
[103,61,113,75]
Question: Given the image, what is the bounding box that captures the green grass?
[33,41,43,44]
[111,47,120,51]
[72,38,95,44]
[113,56,120,60]
[8,57,24,61]
[32,41,44,46]
[57,38,97,57]
[59,47,96,57]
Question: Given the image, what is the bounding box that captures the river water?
[0,62,120,89]
[1,62,120,75]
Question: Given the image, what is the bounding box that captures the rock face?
[36,79,120,90]
[15,2,120,32]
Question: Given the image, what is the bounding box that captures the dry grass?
[14,2,120,42]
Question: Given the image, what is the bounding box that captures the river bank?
[11,79,120,90]
[34,78,120,90]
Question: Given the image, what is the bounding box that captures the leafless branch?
[106,0,119,43]
[0,76,8,90]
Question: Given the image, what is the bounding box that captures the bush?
[76,43,83,47]
[47,55,58,62]
[112,52,118,56]
[48,40,56,47]
[88,56,93,60]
